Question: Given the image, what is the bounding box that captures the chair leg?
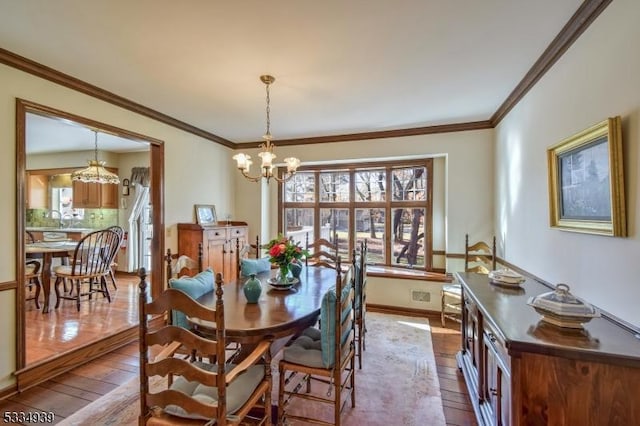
[33,278,41,309]
[278,362,286,426]
[54,276,63,309]
[441,290,446,327]
[75,279,81,312]
[109,268,118,290]
[101,276,112,303]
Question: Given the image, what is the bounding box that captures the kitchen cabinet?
[456,272,640,426]
[72,168,119,208]
[178,222,248,283]
[26,173,49,209]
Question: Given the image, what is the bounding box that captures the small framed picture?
[195,204,217,226]
[547,116,626,236]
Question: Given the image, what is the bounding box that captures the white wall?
[495,0,640,327]
[0,63,235,388]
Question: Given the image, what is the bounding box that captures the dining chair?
[138,268,273,425]
[53,229,120,312]
[278,256,356,425]
[165,243,203,279]
[305,233,339,269]
[353,239,368,369]
[105,225,124,290]
[441,234,496,326]
[25,259,42,309]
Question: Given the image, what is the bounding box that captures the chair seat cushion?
[168,268,214,328]
[240,257,272,276]
[165,361,265,420]
[283,327,324,368]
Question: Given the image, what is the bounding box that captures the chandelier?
[71,130,120,185]
[233,75,301,183]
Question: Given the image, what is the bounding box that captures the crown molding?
[0,47,234,148]
[0,0,613,148]
[491,0,613,126]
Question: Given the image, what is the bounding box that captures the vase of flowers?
[266,234,308,284]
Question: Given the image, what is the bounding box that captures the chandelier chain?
[265,81,271,139]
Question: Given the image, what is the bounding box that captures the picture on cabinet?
[195,204,217,226]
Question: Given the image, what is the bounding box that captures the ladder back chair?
[441,234,496,326]
[353,239,368,369]
[53,228,119,312]
[138,268,273,425]
[278,256,356,425]
[25,259,42,309]
[305,233,339,269]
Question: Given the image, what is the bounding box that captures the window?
[280,158,433,271]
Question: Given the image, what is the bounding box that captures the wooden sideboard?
[177,222,248,282]
[455,272,640,426]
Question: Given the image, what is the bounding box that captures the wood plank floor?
[7,288,477,425]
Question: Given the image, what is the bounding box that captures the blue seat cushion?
[168,268,214,328]
[240,257,272,276]
[164,361,265,420]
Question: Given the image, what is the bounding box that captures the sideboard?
[455,272,640,426]
[177,222,248,282]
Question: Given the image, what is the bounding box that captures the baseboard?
[368,303,440,318]
[0,383,18,400]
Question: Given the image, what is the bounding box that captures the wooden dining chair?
[25,259,42,309]
[305,233,339,269]
[138,268,273,425]
[278,256,356,425]
[165,243,203,279]
[441,234,496,326]
[53,229,120,312]
[353,239,368,369]
[105,225,124,290]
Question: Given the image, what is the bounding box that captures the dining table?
[25,240,78,313]
[190,265,339,351]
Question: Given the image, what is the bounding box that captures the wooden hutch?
[456,272,640,426]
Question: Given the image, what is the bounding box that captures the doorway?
[15,99,165,388]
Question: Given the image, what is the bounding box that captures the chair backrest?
[353,240,368,314]
[464,234,496,274]
[237,235,265,276]
[165,242,203,279]
[25,230,36,243]
[138,268,227,423]
[106,225,124,241]
[69,229,120,277]
[319,256,355,368]
[305,233,339,269]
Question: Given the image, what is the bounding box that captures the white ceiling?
[2,0,583,146]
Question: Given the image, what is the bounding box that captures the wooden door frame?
[14,98,165,389]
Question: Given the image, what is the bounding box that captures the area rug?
[59,312,445,425]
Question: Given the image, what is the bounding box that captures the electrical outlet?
[411,290,431,302]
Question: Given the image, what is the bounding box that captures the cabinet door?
[100,183,119,208]
[72,181,101,208]
[204,228,227,278]
[484,332,511,426]
[27,173,49,209]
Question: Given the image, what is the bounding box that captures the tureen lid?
[527,284,599,317]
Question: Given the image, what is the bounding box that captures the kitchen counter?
[26,227,98,242]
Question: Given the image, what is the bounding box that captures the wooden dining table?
[191,265,339,348]
[25,241,78,313]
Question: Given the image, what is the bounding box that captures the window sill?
[367,265,452,282]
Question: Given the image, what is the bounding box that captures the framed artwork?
[195,204,217,226]
[547,116,626,236]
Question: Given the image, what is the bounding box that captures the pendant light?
[71,130,120,185]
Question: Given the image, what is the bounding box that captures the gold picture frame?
[547,116,626,236]
[195,204,217,226]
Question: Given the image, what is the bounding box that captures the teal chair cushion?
[319,284,353,368]
[240,257,272,276]
[168,268,214,328]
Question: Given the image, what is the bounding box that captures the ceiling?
[2,1,586,148]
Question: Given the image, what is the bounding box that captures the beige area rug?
[60,312,445,426]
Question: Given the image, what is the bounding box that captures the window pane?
[284,208,314,245]
[320,208,350,259]
[355,170,386,202]
[355,208,385,264]
[320,171,350,202]
[391,207,425,268]
[392,167,426,201]
[284,172,315,202]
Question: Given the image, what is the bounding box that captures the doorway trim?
[15,99,165,388]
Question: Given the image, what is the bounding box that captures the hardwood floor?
[25,273,140,365]
[7,293,476,425]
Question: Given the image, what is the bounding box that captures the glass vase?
[277,264,290,284]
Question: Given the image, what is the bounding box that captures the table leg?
[41,252,53,313]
